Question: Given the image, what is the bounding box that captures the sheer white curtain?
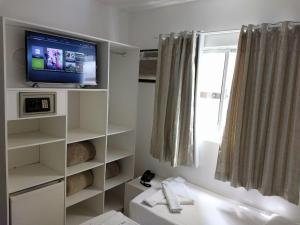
[151,31,200,167]
[215,22,300,204]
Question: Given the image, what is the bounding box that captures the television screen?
[26,31,97,85]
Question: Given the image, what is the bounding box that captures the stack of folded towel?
[143,177,194,213]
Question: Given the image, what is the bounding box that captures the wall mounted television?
[26,31,97,86]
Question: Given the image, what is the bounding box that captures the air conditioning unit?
[139,49,158,82]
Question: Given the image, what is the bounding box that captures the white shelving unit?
[0,17,139,225]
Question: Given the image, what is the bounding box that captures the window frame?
[199,46,237,132]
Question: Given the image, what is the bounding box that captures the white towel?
[162,181,182,213]
[143,177,194,213]
[143,189,194,207]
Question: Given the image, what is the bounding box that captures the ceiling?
[99,0,199,11]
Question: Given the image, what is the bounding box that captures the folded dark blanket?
[106,161,120,179]
[67,141,96,166]
[67,170,94,196]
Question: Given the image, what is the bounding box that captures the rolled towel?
[106,161,120,179]
[67,170,94,196]
[67,141,96,166]
[162,181,182,213]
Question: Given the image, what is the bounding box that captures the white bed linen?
[80,210,139,225]
[130,182,273,225]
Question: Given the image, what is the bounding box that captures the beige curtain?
[151,31,199,167]
[215,22,300,204]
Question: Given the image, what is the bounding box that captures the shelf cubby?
[66,194,104,225]
[8,141,65,193]
[67,91,107,144]
[105,156,134,191]
[4,19,109,90]
[104,185,124,213]
[7,116,66,150]
[107,132,135,163]
[67,136,106,176]
[66,166,104,207]
[6,89,68,121]
[66,186,103,208]
[108,48,138,133]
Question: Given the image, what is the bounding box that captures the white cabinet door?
[10,181,64,225]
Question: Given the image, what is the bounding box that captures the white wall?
[129,0,300,48]
[130,0,300,222]
[0,0,129,43]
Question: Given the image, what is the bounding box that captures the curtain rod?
[155,29,240,39]
[155,21,300,39]
[244,21,300,30]
[157,30,202,37]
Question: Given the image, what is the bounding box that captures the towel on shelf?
[67,170,94,196]
[106,161,120,179]
[67,141,96,166]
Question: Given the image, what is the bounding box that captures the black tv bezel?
[25,30,98,86]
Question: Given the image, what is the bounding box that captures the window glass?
[196,51,236,142]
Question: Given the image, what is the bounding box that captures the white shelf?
[8,131,65,150]
[107,148,133,163]
[67,128,105,144]
[107,124,132,136]
[104,194,123,213]
[7,114,63,121]
[66,204,100,225]
[67,88,108,92]
[8,163,64,193]
[67,161,104,176]
[105,174,131,191]
[66,187,103,207]
[7,88,108,93]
